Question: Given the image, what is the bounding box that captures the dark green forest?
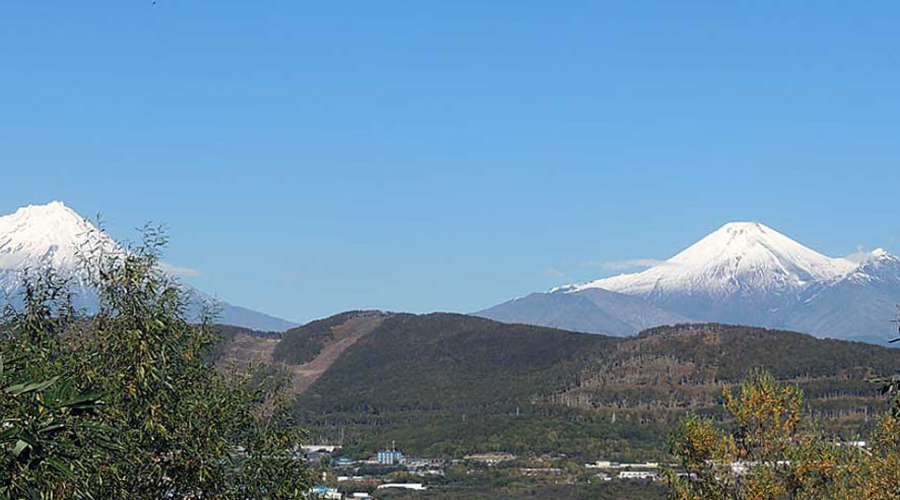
[279,312,900,460]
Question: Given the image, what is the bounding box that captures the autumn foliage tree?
[667,369,900,500]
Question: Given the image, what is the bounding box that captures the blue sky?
[2,0,899,323]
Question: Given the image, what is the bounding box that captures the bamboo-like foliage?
[0,227,310,499]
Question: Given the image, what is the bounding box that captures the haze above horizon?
[2,1,899,323]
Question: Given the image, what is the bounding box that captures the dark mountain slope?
[297,313,615,411]
[284,313,900,459]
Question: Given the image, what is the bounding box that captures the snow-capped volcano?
[481,222,900,343]
[0,201,116,273]
[0,201,297,332]
[0,201,118,298]
[572,222,856,299]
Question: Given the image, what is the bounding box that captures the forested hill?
[252,312,900,459]
[294,313,616,411]
[630,323,900,381]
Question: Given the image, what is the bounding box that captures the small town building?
[619,470,659,480]
[377,483,426,491]
[377,449,404,465]
[464,452,517,465]
[310,486,343,499]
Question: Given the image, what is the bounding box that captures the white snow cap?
[0,201,119,272]
[570,221,858,298]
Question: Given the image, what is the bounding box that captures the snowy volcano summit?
[573,222,856,301]
[0,201,117,296]
[0,201,110,271]
[0,201,297,332]
[481,222,900,343]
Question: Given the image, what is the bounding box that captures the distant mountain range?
[5,203,898,342]
[0,201,297,332]
[479,222,900,343]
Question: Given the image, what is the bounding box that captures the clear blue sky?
[2,0,899,323]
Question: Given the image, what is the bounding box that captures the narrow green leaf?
[59,392,103,408]
[45,458,77,480]
[5,376,60,396]
[37,423,66,435]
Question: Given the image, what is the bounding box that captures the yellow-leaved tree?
[667,369,900,500]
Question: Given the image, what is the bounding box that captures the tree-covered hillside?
[296,313,614,411]
[276,313,900,460]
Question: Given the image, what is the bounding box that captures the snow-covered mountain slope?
[0,201,297,332]
[843,249,900,288]
[486,223,900,343]
[561,222,866,329]
[785,249,900,342]
[0,201,119,296]
[573,222,856,299]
